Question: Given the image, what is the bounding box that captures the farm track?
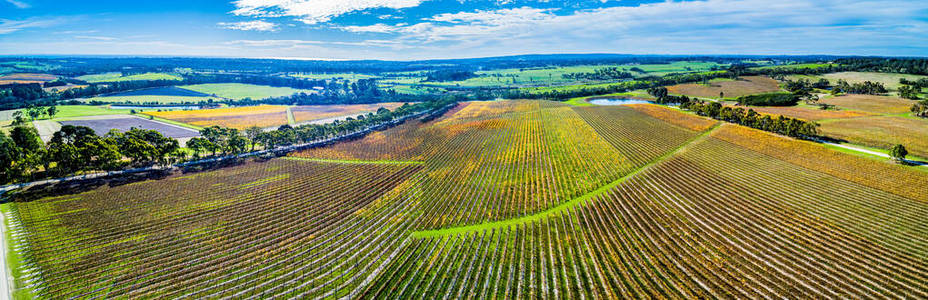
[5,101,928,298]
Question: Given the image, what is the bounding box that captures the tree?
[186,137,212,159]
[890,144,908,163]
[46,106,58,119]
[244,126,263,152]
[47,125,120,174]
[0,133,21,183]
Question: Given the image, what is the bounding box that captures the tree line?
[0,99,455,185]
[680,99,819,139]
[562,67,635,81]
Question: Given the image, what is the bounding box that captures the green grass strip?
[0,204,37,300]
[286,107,296,125]
[411,123,721,238]
[283,156,424,165]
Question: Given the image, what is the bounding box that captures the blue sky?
[1,0,926,60]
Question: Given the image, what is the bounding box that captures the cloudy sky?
[0,0,926,60]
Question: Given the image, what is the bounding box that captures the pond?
[589,98,654,106]
[110,105,200,110]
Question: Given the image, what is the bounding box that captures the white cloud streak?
[219,20,279,31]
[0,17,65,34]
[230,0,426,24]
[4,0,29,9]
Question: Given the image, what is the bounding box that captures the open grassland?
[819,116,928,158]
[45,105,132,120]
[76,72,182,83]
[143,105,290,129]
[789,72,927,91]
[820,94,916,114]
[8,100,928,299]
[667,75,781,98]
[291,103,406,123]
[179,83,311,100]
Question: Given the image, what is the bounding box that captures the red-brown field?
[667,75,781,98]
[291,103,406,123]
[820,94,916,114]
[0,73,58,85]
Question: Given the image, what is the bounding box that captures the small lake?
[110,105,200,110]
[589,98,654,106]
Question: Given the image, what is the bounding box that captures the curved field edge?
[410,123,721,238]
[0,204,36,300]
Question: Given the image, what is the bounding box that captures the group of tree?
[645,87,692,104]
[562,67,635,81]
[681,99,819,139]
[10,105,58,125]
[832,80,887,95]
[897,78,927,100]
[912,100,928,118]
[736,93,801,106]
[425,70,477,82]
[0,125,178,183]
[0,98,455,184]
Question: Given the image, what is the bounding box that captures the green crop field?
[84,95,213,104]
[6,100,927,299]
[76,72,183,83]
[179,83,310,99]
[290,73,380,81]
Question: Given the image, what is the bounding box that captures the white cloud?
[0,17,65,34]
[74,35,118,41]
[230,0,425,24]
[219,20,279,31]
[340,23,398,33]
[4,0,29,9]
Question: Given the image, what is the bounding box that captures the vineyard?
[5,100,928,298]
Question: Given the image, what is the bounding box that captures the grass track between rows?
[283,157,424,165]
[410,123,722,238]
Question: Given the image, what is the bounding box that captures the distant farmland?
[105,86,211,97]
[179,83,313,100]
[7,100,928,298]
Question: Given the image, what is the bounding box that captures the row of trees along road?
[0,99,455,185]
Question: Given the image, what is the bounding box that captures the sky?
[0,0,926,60]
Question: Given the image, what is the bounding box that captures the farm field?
[736,105,873,121]
[0,73,57,85]
[59,115,200,138]
[291,103,406,123]
[106,86,210,97]
[820,94,916,114]
[84,95,214,105]
[142,105,290,129]
[76,72,182,83]
[419,61,728,88]
[179,83,312,100]
[819,116,928,158]
[788,72,927,91]
[666,75,781,98]
[5,100,928,298]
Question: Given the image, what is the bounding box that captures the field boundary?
[283,157,424,165]
[410,123,721,238]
